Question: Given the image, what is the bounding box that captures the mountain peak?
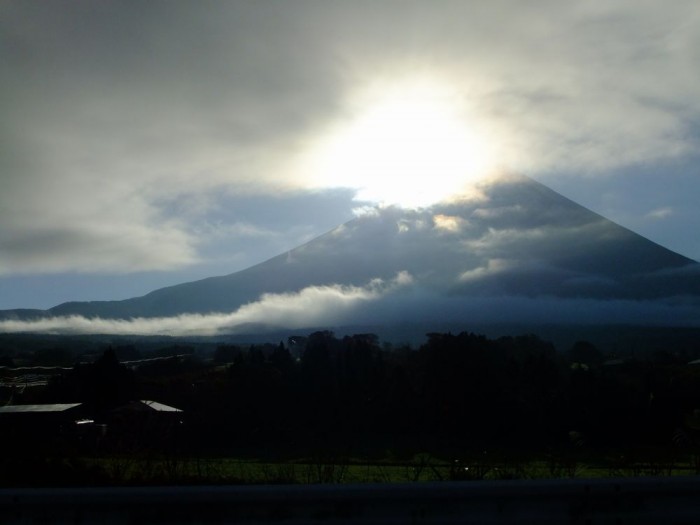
[2,175,699,333]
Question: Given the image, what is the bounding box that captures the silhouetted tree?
[568,340,603,367]
[213,344,241,364]
[270,341,293,372]
[48,348,135,413]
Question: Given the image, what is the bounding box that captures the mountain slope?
[2,175,699,325]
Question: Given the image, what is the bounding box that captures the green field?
[20,449,696,487]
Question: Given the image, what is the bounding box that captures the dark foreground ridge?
[3,477,700,524]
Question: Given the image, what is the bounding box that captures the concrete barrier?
[2,476,700,523]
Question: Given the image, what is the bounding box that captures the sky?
[1,0,699,312]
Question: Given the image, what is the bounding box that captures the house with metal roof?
[109,400,182,414]
[102,400,184,452]
[0,403,88,453]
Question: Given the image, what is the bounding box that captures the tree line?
[10,329,700,459]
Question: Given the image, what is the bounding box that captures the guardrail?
[2,477,700,523]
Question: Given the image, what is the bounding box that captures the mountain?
[2,174,699,329]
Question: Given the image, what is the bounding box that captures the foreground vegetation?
[6,450,700,487]
[3,329,700,486]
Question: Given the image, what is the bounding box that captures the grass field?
[76,449,700,485]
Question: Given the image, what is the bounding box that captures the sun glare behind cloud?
[305,78,497,208]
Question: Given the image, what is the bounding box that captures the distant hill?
[2,174,699,330]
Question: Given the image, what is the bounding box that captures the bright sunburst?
[305,77,496,208]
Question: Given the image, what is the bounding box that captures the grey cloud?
[1,2,349,275]
[459,259,513,283]
[1,1,698,276]
[646,208,674,220]
[432,214,470,234]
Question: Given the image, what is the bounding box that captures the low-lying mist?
[1,272,697,336]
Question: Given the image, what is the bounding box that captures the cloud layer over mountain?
[1,0,699,288]
[2,175,698,335]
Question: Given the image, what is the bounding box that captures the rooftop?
[0,403,82,414]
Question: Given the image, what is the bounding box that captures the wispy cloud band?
[0,273,412,336]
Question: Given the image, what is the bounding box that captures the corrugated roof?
[0,403,82,414]
[140,400,182,412]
